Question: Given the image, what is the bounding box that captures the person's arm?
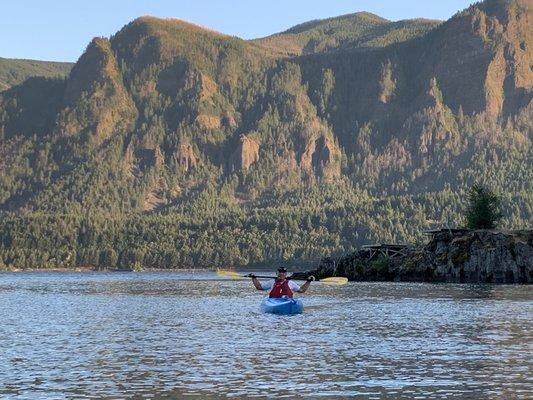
[297,276,315,293]
[248,274,264,290]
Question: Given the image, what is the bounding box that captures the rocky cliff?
[230,135,260,171]
[305,230,533,284]
[55,38,137,143]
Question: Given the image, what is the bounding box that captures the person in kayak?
[248,267,314,298]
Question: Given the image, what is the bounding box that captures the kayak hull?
[260,297,303,315]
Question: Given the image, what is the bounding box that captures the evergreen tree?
[465,185,503,229]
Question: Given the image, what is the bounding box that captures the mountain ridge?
[0,57,72,91]
[0,0,531,269]
[252,12,441,56]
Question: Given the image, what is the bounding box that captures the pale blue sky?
[2,0,475,62]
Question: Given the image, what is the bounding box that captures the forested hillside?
[0,0,531,269]
[0,58,72,91]
[253,12,440,55]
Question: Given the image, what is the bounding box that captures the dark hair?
[277,267,288,273]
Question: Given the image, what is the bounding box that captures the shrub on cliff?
[465,185,502,229]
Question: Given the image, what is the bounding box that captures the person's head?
[277,267,288,280]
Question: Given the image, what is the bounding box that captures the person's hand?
[307,275,315,282]
[247,273,256,278]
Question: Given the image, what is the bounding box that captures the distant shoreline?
[0,267,307,274]
[0,267,216,273]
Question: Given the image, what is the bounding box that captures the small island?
[296,185,533,284]
[296,229,532,284]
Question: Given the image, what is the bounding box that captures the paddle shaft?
[217,270,347,284]
[248,275,309,281]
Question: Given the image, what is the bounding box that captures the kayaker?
[248,267,315,298]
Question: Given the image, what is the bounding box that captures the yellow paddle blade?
[320,277,349,285]
[216,270,246,280]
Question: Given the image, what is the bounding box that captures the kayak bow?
[260,297,303,315]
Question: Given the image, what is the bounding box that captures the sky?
[1,0,475,62]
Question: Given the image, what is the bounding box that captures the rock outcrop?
[301,230,533,283]
[378,59,396,104]
[230,135,260,171]
[300,135,341,181]
[174,142,198,172]
[414,230,533,283]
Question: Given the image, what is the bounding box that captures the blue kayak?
[260,297,304,315]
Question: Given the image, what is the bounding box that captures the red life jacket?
[269,279,294,298]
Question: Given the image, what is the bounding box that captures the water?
[0,272,531,399]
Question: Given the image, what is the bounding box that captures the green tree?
[98,248,118,270]
[465,185,503,229]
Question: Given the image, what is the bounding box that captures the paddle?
[216,270,348,285]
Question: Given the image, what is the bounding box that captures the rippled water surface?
[0,272,532,399]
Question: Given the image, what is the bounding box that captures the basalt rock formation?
[174,141,199,172]
[230,135,260,172]
[414,230,533,283]
[304,230,533,284]
[300,135,341,181]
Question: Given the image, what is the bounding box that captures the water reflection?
[0,272,531,399]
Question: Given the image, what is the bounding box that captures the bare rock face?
[378,59,396,104]
[278,148,298,174]
[419,230,533,283]
[230,135,260,171]
[174,142,198,172]
[485,48,506,116]
[198,73,218,100]
[196,114,221,130]
[503,4,533,114]
[475,0,533,116]
[402,230,533,283]
[300,135,341,181]
[421,0,532,117]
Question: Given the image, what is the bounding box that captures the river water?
[0,272,531,399]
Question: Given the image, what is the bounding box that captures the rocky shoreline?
[295,230,533,284]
